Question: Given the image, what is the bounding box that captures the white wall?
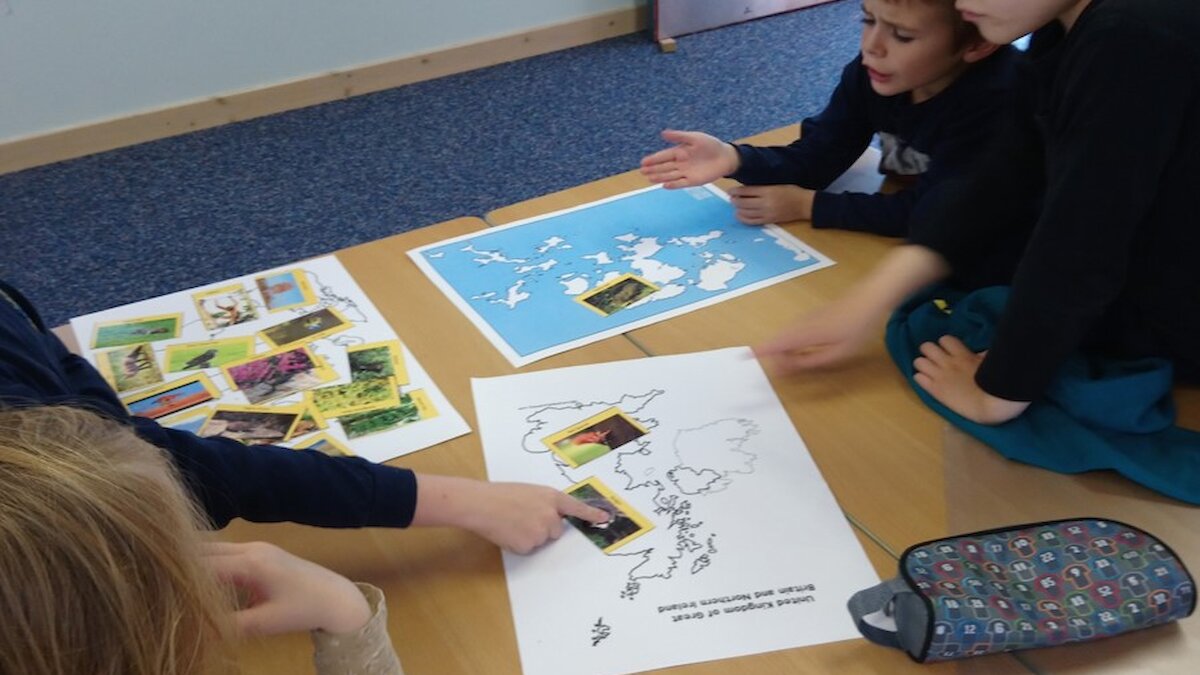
[0,0,638,142]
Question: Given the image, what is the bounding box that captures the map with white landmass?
[519,391,761,599]
[473,348,879,675]
[411,185,832,365]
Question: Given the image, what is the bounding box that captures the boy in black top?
[758,0,1200,424]
[640,0,1019,236]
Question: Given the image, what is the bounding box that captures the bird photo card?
[258,307,351,348]
[164,336,257,372]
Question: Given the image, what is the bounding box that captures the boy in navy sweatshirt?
[758,0,1200,425]
[640,0,1018,236]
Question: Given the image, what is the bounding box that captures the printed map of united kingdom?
[519,390,760,599]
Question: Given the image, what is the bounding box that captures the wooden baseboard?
[0,6,648,175]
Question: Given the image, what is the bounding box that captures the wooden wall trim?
[0,6,647,175]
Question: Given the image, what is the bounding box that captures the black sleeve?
[0,286,420,531]
[130,416,418,529]
[0,356,420,530]
[809,185,915,237]
[905,81,1044,284]
[974,20,1190,401]
[729,58,874,188]
[811,71,1018,237]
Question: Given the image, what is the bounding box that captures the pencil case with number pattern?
[846,518,1195,661]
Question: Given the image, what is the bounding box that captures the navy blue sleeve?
[809,101,1007,237]
[130,417,418,529]
[905,95,1043,275]
[809,99,1000,238]
[0,281,418,529]
[810,187,916,237]
[729,58,874,188]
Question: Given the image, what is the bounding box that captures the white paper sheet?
[69,255,468,462]
[473,347,878,675]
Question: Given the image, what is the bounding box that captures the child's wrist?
[412,473,474,529]
[723,143,741,176]
[800,188,816,220]
[318,579,373,634]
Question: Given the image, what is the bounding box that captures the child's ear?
[962,40,1000,64]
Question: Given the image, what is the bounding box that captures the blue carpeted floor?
[0,1,860,327]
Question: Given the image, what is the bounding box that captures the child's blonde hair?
[0,406,233,675]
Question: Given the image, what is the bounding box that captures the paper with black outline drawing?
[70,255,468,462]
[472,347,879,675]
[409,183,834,367]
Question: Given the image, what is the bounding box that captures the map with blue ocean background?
[409,185,833,366]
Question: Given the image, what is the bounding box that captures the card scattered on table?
[70,255,469,462]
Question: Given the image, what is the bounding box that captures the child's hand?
[728,185,815,224]
[412,475,610,554]
[913,335,1031,424]
[754,297,879,372]
[757,246,952,372]
[640,129,740,188]
[202,541,371,636]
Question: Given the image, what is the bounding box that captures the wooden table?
[484,127,1200,674]
[487,127,954,555]
[61,124,1196,673]
[219,213,1022,674]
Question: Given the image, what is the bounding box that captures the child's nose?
[862,26,886,56]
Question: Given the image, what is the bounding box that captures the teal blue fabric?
[885,286,1200,505]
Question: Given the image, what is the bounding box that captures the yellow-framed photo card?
[541,406,649,468]
[564,477,654,553]
[221,344,336,405]
[96,342,164,393]
[292,432,355,457]
[347,340,409,385]
[255,268,316,313]
[192,283,260,331]
[120,373,219,420]
[91,312,182,349]
[197,403,305,445]
[307,376,400,418]
[164,336,256,373]
[339,388,437,439]
[258,306,352,349]
[158,406,214,434]
[575,273,659,317]
[285,403,329,440]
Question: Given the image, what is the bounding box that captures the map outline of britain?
[518,390,760,600]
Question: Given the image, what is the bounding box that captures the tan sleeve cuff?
[312,583,404,675]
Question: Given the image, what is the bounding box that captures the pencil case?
[847,518,1195,662]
